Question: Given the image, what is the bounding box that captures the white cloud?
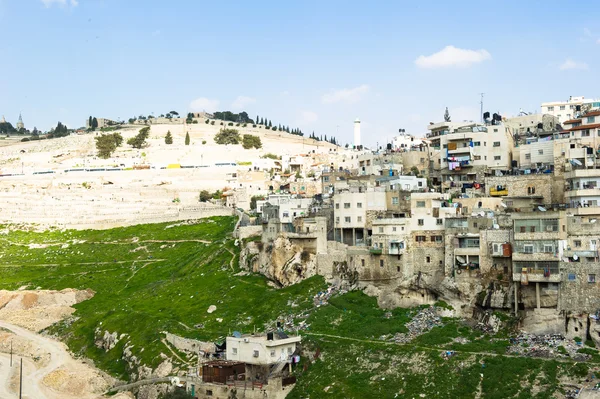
[189,97,220,112]
[300,111,318,123]
[559,58,589,71]
[415,45,491,69]
[231,96,256,111]
[321,84,370,104]
[41,0,78,7]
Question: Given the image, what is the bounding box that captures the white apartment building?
[375,175,427,192]
[333,186,386,246]
[256,194,313,224]
[371,217,409,256]
[541,96,600,124]
[565,169,600,209]
[392,134,424,151]
[410,193,457,231]
[427,122,514,174]
[226,334,301,366]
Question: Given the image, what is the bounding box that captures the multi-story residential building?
[512,211,567,312]
[560,214,600,313]
[256,194,313,224]
[333,185,386,246]
[542,96,600,124]
[565,168,600,209]
[427,121,514,193]
[563,109,600,143]
[374,175,427,192]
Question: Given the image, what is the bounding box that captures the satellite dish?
[233,331,242,338]
[572,159,583,166]
[573,254,579,261]
[500,202,508,208]
[538,206,547,212]
[456,256,467,264]
[591,219,597,224]
[479,211,485,217]
[170,377,180,385]
[449,176,453,181]
[493,224,499,229]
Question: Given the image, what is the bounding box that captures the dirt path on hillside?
[0,320,111,399]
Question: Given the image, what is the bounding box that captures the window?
[433,235,443,242]
[357,202,362,208]
[436,218,443,225]
[357,216,362,222]
[474,141,481,146]
[525,153,531,160]
[418,181,423,187]
[543,244,554,253]
[392,197,399,205]
[416,201,426,208]
[253,350,259,357]
[416,236,426,242]
[361,259,365,266]
[418,219,424,226]
[582,130,591,137]
[283,212,289,218]
[288,347,293,355]
[271,350,276,357]
[442,144,448,149]
[494,156,501,160]
[566,114,571,119]
[589,274,596,283]
[335,203,339,209]
[392,227,397,232]
[538,149,543,155]
[206,390,213,396]
[380,259,384,268]
[568,273,576,281]
[335,217,340,223]
[524,245,534,254]
[344,203,351,209]
[473,222,478,228]
[575,240,582,248]
[587,116,596,123]
[547,106,554,111]
[493,141,501,147]
[344,217,351,223]
[560,105,565,110]
[527,187,535,195]
[426,256,431,263]
[474,155,481,160]
[232,348,238,355]
[379,227,383,233]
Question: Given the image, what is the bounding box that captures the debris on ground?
[393,306,442,343]
[313,285,346,307]
[507,332,591,361]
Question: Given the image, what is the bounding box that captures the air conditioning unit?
[244,338,249,343]
[253,350,259,358]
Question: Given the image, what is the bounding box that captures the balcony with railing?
[512,261,561,283]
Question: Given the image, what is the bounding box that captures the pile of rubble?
[507,332,590,361]
[393,306,442,343]
[313,285,347,307]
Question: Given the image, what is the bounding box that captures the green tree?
[215,128,241,145]
[127,126,150,149]
[92,117,98,130]
[242,134,262,149]
[268,120,272,127]
[185,132,190,145]
[165,130,173,145]
[256,115,259,124]
[88,116,93,130]
[260,117,264,125]
[199,190,211,202]
[95,133,123,159]
[444,107,451,122]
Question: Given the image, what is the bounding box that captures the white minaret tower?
[353,118,361,148]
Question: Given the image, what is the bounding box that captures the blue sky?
[1,0,600,146]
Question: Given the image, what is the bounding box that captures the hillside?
[0,120,339,173]
[1,218,600,398]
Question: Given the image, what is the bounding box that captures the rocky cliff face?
[240,237,317,287]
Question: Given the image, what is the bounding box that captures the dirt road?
[0,320,108,399]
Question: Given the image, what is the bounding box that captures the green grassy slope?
[0,217,326,379]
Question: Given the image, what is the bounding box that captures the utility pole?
[480,93,485,123]
[19,358,22,399]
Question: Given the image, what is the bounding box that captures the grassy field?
[1,218,599,397]
[0,217,326,379]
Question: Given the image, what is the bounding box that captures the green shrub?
[214,129,241,145]
[242,134,262,149]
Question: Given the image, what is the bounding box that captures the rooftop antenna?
[479,93,485,123]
